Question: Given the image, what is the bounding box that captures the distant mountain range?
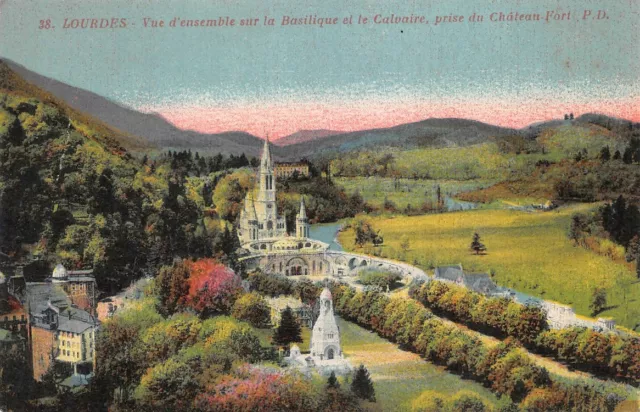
[272,129,344,146]
[2,58,635,160]
[277,118,517,159]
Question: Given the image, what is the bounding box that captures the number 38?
[39,19,52,29]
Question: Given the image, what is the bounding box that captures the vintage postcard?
[0,0,638,410]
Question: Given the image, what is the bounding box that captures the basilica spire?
[260,135,273,171]
[298,197,307,219]
[257,135,276,203]
[296,196,309,238]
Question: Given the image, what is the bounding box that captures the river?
[308,222,343,251]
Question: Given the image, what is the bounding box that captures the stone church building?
[286,287,350,374]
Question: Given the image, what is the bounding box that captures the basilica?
[237,138,329,256]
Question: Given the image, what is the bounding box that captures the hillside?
[0,63,223,293]
[1,59,269,157]
[278,118,517,159]
[0,60,149,151]
[272,129,343,146]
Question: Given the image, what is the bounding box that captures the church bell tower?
[257,137,277,228]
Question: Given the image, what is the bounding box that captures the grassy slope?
[253,320,502,411]
[339,205,640,330]
[335,177,496,210]
[336,317,501,411]
[333,122,629,207]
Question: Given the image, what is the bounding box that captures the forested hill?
[0,62,229,293]
[0,60,149,151]
[278,118,517,159]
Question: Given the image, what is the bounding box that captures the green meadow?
[339,205,640,331]
[334,177,496,211]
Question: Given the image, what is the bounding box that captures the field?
[336,317,504,411]
[334,177,496,211]
[339,204,640,330]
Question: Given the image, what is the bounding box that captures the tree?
[436,184,443,210]
[626,235,640,262]
[135,357,201,409]
[470,232,487,255]
[411,390,446,412]
[599,146,611,162]
[155,260,191,317]
[589,287,607,316]
[272,306,302,348]
[293,278,321,304]
[327,371,340,389]
[231,292,271,328]
[448,391,489,412]
[612,149,621,160]
[400,235,411,253]
[354,219,378,247]
[186,259,243,317]
[351,364,375,402]
[623,148,633,164]
[568,213,587,245]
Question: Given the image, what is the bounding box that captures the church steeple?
[298,197,307,219]
[296,197,309,238]
[260,135,273,171]
[257,136,275,203]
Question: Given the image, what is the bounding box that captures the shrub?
[358,269,402,290]
[231,292,271,328]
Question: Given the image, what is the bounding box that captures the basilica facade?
[237,139,329,257]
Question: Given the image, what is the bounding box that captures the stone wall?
[240,250,428,281]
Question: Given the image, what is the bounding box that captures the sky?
[0,0,638,138]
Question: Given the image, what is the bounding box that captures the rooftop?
[26,282,71,310]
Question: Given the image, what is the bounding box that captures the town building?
[266,295,313,328]
[0,271,28,337]
[274,162,309,179]
[0,271,28,352]
[25,265,99,382]
[51,264,97,315]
